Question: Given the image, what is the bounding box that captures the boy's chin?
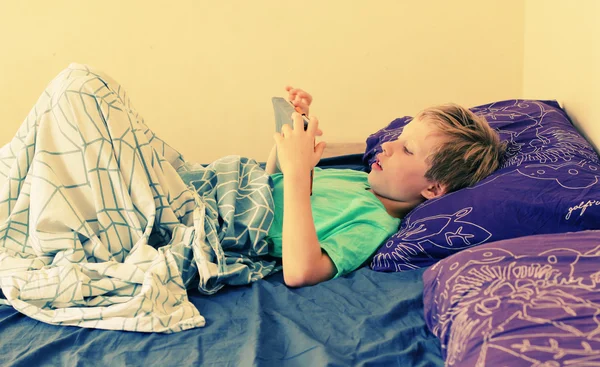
[367,175,387,193]
[367,172,374,184]
[367,170,379,183]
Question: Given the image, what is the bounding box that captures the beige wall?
[0,1,524,163]
[523,0,600,152]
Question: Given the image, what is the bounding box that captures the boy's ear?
[421,182,447,200]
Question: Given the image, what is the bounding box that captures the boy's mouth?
[373,156,383,171]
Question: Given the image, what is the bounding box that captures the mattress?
[0,154,443,367]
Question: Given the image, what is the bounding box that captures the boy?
[266,87,505,287]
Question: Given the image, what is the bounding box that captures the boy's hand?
[285,86,312,116]
[274,112,326,177]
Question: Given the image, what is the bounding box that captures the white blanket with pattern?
[0,63,277,333]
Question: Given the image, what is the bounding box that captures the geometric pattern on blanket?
[0,63,276,333]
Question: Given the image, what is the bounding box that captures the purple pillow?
[366,99,600,272]
[422,230,600,366]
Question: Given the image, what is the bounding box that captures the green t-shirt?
[267,167,401,278]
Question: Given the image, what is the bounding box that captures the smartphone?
[272,97,309,132]
[271,97,314,195]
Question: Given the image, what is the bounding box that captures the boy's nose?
[381,142,393,156]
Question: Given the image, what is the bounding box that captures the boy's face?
[368,116,447,204]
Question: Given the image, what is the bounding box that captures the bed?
[1,64,599,366]
[0,252,442,366]
[0,153,444,367]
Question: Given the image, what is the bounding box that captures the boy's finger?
[291,112,305,132]
[292,101,309,115]
[297,91,312,104]
[314,141,327,159]
[307,116,319,134]
[281,123,292,136]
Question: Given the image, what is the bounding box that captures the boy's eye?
[404,146,413,155]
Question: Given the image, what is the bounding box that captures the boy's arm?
[265,144,280,175]
[282,171,336,287]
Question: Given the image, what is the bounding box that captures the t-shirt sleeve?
[319,222,393,278]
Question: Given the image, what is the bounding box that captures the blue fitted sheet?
[0,267,442,366]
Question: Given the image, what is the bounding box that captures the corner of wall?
[521,0,529,99]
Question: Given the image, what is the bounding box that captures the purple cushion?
[366,99,600,271]
[422,230,600,366]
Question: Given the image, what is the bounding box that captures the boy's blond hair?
[417,104,506,193]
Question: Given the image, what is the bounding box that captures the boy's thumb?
[314,141,327,157]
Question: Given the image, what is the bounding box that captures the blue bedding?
[0,267,442,366]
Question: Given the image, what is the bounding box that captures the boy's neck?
[368,189,423,219]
